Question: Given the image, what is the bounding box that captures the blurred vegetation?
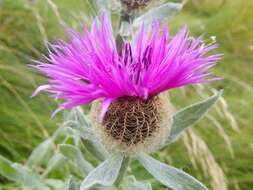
[0,0,252,189]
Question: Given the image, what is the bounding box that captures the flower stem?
[116,10,132,51]
[115,156,131,187]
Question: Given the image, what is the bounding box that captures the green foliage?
[0,155,21,182]
[0,95,219,189]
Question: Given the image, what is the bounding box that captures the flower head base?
[120,0,152,12]
[91,93,173,154]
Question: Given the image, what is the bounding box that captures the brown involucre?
[90,93,173,154]
[120,0,152,12]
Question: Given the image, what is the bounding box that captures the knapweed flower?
[32,17,222,154]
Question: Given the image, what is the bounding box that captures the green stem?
[115,156,131,187]
[116,11,132,51]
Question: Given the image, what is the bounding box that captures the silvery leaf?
[122,175,152,190]
[65,176,78,190]
[26,138,53,168]
[72,124,95,142]
[138,153,208,190]
[95,0,110,14]
[59,144,93,174]
[80,153,124,190]
[64,107,91,128]
[0,155,20,182]
[166,90,223,144]
[12,163,49,190]
[72,120,109,160]
[82,140,109,161]
[52,126,68,139]
[43,153,66,177]
[64,108,96,142]
[64,108,109,160]
[133,2,183,27]
[45,179,65,190]
[61,127,81,146]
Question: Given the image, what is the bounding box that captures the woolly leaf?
[43,153,66,177]
[64,108,109,159]
[80,153,124,190]
[64,107,91,128]
[122,176,152,190]
[63,108,109,159]
[45,179,65,190]
[26,138,53,168]
[133,2,183,27]
[59,144,93,174]
[82,140,108,161]
[64,108,109,160]
[0,156,48,189]
[72,125,95,142]
[138,153,208,190]
[65,176,78,190]
[0,155,20,182]
[12,163,49,189]
[64,108,95,142]
[95,0,110,13]
[166,90,222,144]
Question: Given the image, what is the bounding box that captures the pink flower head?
[32,17,222,117]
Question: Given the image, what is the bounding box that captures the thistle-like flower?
[32,17,222,154]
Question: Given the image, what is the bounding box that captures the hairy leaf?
[80,153,124,190]
[166,90,222,144]
[12,163,49,189]
[26,138,53,168]
[65,176,78,190]
[122,176,152,190]
[64,108,109,160]
[64,107,91,128]
[43,153,66,177]
[59,144,93,174]
[45,179,65,190]
[0,155,20,182]
[138,153,208,190]
[133,2,183,27]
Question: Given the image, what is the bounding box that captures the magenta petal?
[99,98,114,122]
[32,16,222,117]
[31,85,51,97]
[51,106,64,118]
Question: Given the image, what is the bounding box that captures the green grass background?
[0,0,252,189]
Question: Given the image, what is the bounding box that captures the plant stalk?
[115,156,131,187]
